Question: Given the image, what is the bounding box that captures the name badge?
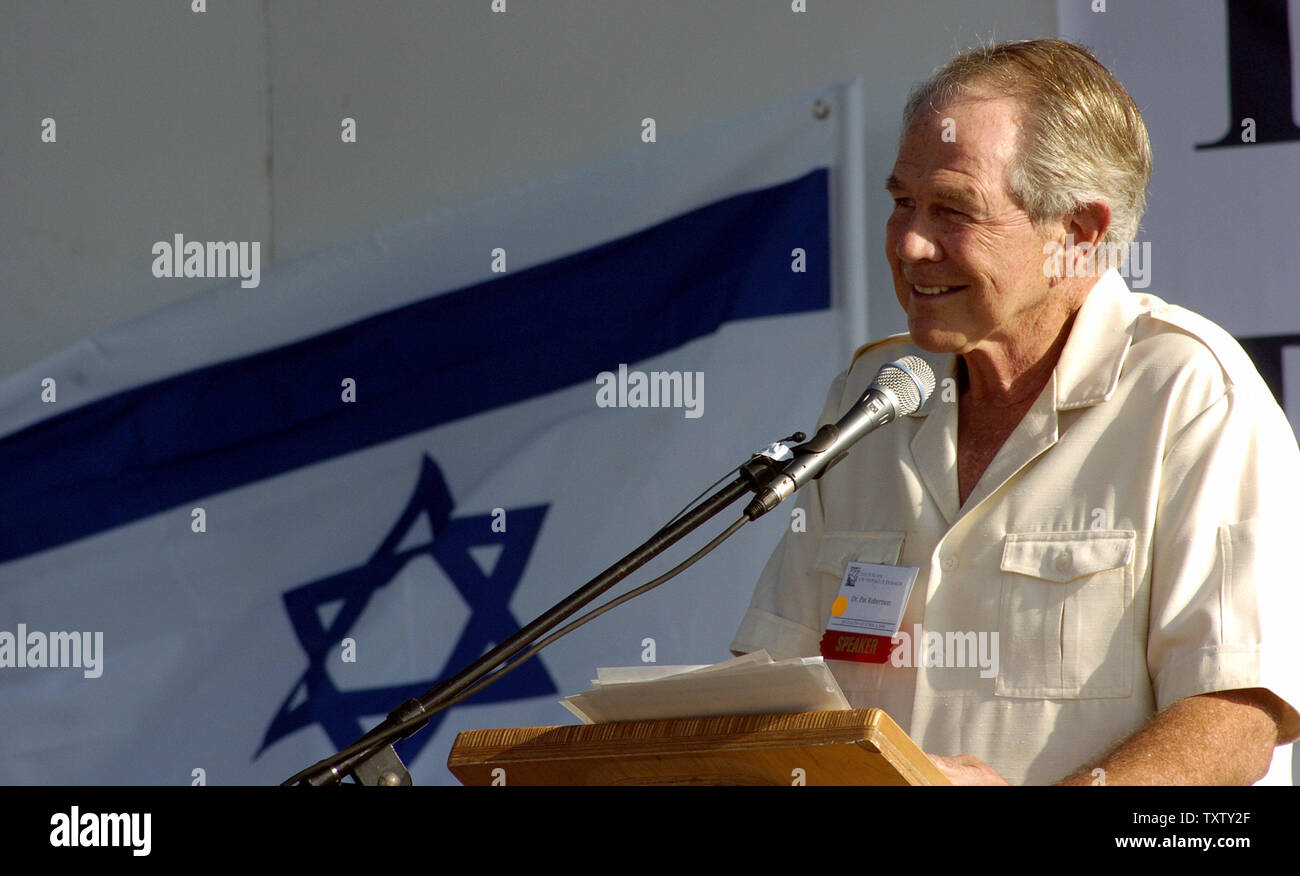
[820,561,919,664]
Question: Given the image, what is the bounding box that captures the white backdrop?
[1061,0,1300,436]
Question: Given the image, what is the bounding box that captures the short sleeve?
[1147,375,1300,743]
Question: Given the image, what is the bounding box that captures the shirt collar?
[1052,269,1139,410]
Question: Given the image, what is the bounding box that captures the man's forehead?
[909,90,1024,142]
[888,95,1022,199]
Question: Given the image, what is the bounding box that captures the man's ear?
[1066,201,1113,274]
[1069,200,1111,246]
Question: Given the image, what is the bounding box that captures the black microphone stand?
[283,433,805,786]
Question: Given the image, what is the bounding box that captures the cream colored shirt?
[731,270,1300,784]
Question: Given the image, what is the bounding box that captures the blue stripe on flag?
[0,168,829,563]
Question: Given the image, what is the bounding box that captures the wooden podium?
[447,708,950,785]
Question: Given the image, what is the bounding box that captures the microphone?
[745,356,935,520]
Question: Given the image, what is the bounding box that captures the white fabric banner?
[0,83,860,785]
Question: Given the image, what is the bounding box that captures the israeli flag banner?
[0,83,863,785]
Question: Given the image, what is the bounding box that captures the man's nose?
[893,217,942,263]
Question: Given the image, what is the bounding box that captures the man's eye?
[892,198,912,209]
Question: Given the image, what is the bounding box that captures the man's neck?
[959,279,1093,407]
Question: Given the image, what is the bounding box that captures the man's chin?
[906,324,968,355]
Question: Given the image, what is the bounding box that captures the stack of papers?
[560,650,850,724]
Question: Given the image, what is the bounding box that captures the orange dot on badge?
[831,595,848,617]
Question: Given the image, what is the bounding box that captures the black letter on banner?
[1237,334,1300,409]
[1197,0,1300,149]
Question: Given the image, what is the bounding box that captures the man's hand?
[926,752,1009,785]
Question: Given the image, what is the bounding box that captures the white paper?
[561,650,850,724]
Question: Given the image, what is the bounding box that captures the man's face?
[885,94,1064,357]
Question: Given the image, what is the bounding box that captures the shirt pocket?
[995,530,1136,699]
[813,531,906,615]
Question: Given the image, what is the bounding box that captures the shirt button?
[1054,552,1073,574]
[940,555,958,571]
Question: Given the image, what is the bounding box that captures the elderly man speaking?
[731,39,1300,785]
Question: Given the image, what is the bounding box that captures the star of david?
[259,454,556,768]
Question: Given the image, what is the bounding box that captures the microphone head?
[873,356,936,415]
